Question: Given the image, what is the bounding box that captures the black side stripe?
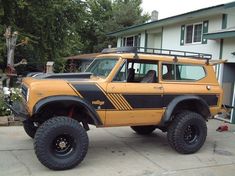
[163,94,218,107]
[123,94,163,109]
[115,94,218,109]
[72,83,218,110]
[72,84,115,109]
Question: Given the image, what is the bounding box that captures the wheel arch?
[161,95,210,126]
[32,95,102,126]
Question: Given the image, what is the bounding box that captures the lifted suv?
[9,47,223,170]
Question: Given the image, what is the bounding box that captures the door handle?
[154,86,163,90]
[206,85,211,90]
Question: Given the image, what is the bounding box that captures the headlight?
[26,88,29,102]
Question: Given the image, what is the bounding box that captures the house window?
[121,36,134,46]
[185,25,193,43]
[122,34,141,47]
[126,37,134,46]
[185,23,203,44]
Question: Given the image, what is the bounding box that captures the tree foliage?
[0,0,149,72]
[83,0,149,52]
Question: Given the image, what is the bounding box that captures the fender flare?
[160,95,210,126]
[33,95,102,125]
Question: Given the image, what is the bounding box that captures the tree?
[0,0,87,72]
[0,0,149,73]
[112,0,149,28]
[81,0,150,52]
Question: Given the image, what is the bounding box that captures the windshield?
[65,59,93,73]
[85,58,118,78]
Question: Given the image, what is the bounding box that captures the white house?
[108,1,235,122]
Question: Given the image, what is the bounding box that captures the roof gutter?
[107,4,226,37]
[204,30,235,40]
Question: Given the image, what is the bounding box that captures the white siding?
[223,38,235,63]
[147,33,161,48]
[227,11,235,28]
[162,15,222,60]
[208,15,223,32]
[140,32,145,47]
[117,37,121,47]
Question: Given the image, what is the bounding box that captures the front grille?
[21,84,28,100]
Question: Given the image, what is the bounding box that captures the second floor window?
[185,23,203,44]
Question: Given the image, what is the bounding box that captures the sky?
[141,0,234,19]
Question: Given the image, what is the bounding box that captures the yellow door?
[105,59,164,127]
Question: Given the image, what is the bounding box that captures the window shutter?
[123,37,126,46]
[137,34,141,47]
[134,35,138,47]
[222,14,227,29]
[180,25,185,46]
[144,30,148,51]
[202,21,209,44]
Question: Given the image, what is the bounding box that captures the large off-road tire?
[167,111,207,154]
[34,116,89,170]
[131,125,156,135]
[23,120,37,138]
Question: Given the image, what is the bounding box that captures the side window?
[162,63,206,81]
[113,60,158,83]
[162,64,175,80]
[177,65,206,80]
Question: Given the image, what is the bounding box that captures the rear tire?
[131,125,156,135]
[167,111,207,154]
[34,116,89,170]
[23,120,37,138]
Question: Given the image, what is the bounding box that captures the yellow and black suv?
[8,47,224,170]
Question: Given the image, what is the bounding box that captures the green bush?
[0,87,23,116]
[0,94,11,116]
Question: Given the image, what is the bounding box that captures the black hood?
[30,72,93,80]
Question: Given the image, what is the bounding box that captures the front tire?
[34,116,89,170]
[131,125,156,135]
[167,111,207,154]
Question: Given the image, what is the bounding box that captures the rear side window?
[162,63,206,81]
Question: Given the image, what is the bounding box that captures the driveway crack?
[169,163,235,172]
[10,150,32,176]
[123,140,167,171]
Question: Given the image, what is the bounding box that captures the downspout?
[161,27,163,49]
[218,14,227,84]
[144,30,148,52]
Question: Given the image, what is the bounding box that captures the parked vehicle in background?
[64,53,100,73]
[25,53,100,78]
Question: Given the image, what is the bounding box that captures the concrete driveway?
[0,120,235,176]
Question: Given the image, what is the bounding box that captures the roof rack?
[101,47,212,62]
